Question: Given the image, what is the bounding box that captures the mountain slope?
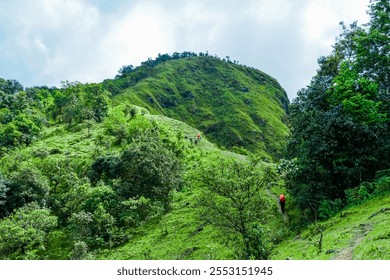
[108,56,289,159]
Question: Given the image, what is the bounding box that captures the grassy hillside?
[108,56,289,159]
[271,194,390,260]
[1,54,292,260]
[0,105,283,260]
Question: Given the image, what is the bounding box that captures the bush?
[345,177,390,207]
[1,165,49,217]
[373,176,390,194]
[318,198,343,220]
[245,223,272,260]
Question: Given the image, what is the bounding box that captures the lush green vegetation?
[0,53,287,259]
[0,0,388,260]
[284,0,389,223]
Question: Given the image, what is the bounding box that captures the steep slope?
[108,56,289,159]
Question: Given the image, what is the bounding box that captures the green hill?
[0,55,288,260]
[106,55,289,159]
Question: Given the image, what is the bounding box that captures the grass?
[271,193,390,260]
[100,187,236,260]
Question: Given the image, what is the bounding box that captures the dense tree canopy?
[286,0,389,218]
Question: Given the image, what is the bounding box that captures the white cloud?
[0,0,101,85]
[248,0,294,25]
[301,0,369,46]
[97,2,176,79]
[0,0,371,98]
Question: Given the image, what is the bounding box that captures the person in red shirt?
[279,194,286,214]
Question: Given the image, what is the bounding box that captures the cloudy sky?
[0,0,370,100]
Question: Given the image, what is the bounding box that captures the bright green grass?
[100,188,236,260]
[271,194,390,260]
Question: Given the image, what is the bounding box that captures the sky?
[0,0,371,100]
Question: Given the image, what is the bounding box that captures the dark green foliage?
[0,166,49,218]
[116,133,182,206]
[50,81,111,126]
[345,176,390,206]
[90,130,182,210]
[0,79,45,150]
[89,154,121,185]
[286,0,389,219]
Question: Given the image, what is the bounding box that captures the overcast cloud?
[0,0,370,100]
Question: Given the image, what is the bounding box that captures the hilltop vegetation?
[106,53,289,159]
[0,0,388,260]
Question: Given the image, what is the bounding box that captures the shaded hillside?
[106,55,289,159]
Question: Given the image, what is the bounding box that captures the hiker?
[196,133,201,141]
[279,194,286,214]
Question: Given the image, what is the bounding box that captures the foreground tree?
[197,157,275,259]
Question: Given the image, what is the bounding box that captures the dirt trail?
[333,223,372,260]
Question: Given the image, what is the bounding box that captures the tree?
[1,166,49,217]
[0,78,23,95]
[51,81,110,126]
[115,131,182,210]
[0,202,57,259]
[116,65,134,78]
[197,157,274,259]
[286,0,389,219]
[89,130,182,210]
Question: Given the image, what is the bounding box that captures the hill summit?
[104,53,289,159]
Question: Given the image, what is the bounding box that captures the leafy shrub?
[345,177,390,207]
[90,130,182,210]
[1,165,49,217]
[318,198,343,220]
[119,196,162,227]
[246,223,272,260]
[115,132,182,209]
[373,176,390,194]
[70,241,90,260]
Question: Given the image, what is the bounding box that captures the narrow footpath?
[266,189,288,223]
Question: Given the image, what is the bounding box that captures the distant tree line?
[0,79,110,152]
